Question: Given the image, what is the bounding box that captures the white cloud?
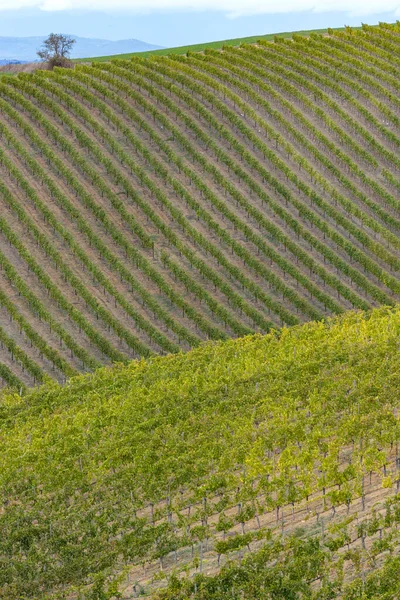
[1,0,399,15]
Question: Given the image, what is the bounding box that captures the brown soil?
[0,62,45,74]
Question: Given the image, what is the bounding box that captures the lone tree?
[37,33,76,69]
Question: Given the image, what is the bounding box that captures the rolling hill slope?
[2,304,400,598]
[75,25,348,61]
[1,22,400,388]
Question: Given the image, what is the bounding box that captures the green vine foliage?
[2,304,400,597]
[2,24,400,386]
[0,21,400,597]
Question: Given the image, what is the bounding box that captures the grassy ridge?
[74,24,357,62]
[2,304,400,598]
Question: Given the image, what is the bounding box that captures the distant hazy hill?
[0,35,162,61]
[0,59,27,65]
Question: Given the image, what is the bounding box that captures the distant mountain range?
[0,35,162,62]
[0,59,27,65]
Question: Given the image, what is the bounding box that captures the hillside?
[76,25,347,62]
[1,22,400,389]
[2,304,400,598]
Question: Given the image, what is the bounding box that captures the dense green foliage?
[2,25,400,595]
[1,22,400,388]
[157,537,400,599]
[2,304,400,598]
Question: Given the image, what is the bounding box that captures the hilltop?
[1,22,400,390]
[75,25,344,62]
[2,304,400,598]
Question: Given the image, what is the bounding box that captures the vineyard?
[1,22,400,387]
[2,304,400,598]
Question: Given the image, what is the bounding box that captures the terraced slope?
[2,304,400,599]
[1,22,400,388]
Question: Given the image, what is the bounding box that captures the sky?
[0,0,399,46]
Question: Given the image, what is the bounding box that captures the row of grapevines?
[0,139,178,355]
[91,61,375,311]
[336,23,400,79]
[266,37,400,168]
[0,183,145,362]
[300,34,400,142]
[328,25,400,87]
[0,323,46,384]
[211,46,400,220]
[222,45,378,169]
[0,361,25,391]
[127,58,397,303]
[0,218,127,365]
[320,28,400,101]
[2,304,400,597]
[45,68,325,323]
[246,41,400,180]
[0,86,225,343]
[0,287,78,379]
[157,512,400,599]
[0,119,201,349]
[6,77,267,337]
[19,74,296,327]
[162,52,400,269]
[29,71,280,333]
[65,65,347,315]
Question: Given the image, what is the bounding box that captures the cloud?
[0,0,399,15]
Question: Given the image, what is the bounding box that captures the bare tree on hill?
[37,33,76,69]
